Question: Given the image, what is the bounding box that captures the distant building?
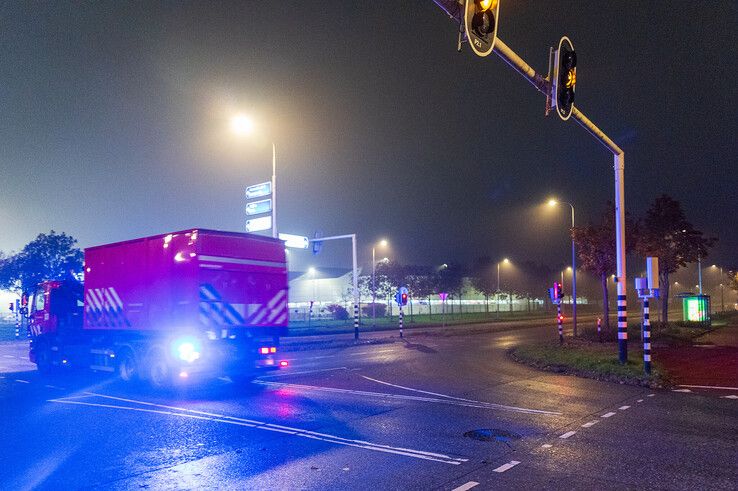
[288,268,356,305]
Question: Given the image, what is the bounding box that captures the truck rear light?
[279,360,288,368]
[259,347,269,355]
[269,347,277,353]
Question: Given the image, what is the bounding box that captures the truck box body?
[83,229,288,337]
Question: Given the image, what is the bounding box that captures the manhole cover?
[464,429,522,443]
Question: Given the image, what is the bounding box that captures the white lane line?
[540,444,552,449]
[619,405,631,410]
[362,375,480,402]
[559,431,576,439]
[636,399,644,403]
[452,481,479,491]
[256,380,561,415]
[493,461,521,473]
[14,379,30,384]
[256,367,348,379]
[50,393,467,465]
[647,394,655,397]
[581,421,598,428]
[601,412,616,418]
[3,355,15,358]
[721,395,738,400]
[678,384,738,391]
[672,389,692,393]
[44,385,64,390]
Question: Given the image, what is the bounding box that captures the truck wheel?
[146,349,171,388]
[36,343,54,375]
[117,349,139,382]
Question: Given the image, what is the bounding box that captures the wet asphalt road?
[0,323,736,490]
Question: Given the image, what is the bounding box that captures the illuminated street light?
[497,258,511,318]
[546,198,578,336]
[372,239,390,327]
[231,114,277,238]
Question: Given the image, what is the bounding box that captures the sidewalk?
[655,316,738,388]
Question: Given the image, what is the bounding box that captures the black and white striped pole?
[15,312,20,339]
[643,298,651,375]
[557,304,563,345]
[399,306,404,339]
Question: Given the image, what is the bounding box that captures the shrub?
[361,303,386,317]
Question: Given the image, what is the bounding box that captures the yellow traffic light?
[565,68,576,89]
[477,0,498,10]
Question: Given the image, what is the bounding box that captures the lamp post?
[231,114,278,238]
[548,199,578,337]
[497,258,509,318]
[712,265,724,313]
[372,239,388,327]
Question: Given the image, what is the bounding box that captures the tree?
[436,263,465,316]
[730,270,738,294]
[470,257,496,315]
[572,204,636,332]
[0,231,83,295]
[636,195,716,324]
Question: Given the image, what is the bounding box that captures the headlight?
[174,339,201,363]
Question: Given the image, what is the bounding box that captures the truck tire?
[117,348,139,383]
[145,348,172,388]
[35,342,55,375]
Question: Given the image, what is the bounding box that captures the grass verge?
[510,340,669,388]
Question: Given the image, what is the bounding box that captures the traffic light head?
[553,36,576,120]
[464,0,500,57]
[21,294,28,307]
[401,293,408,306]
[8,302,13,312]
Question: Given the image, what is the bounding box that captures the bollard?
[597,317,602,343]
[643,298,651,375]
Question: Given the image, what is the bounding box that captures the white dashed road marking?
[672,389,692,393]
[581,421,598,428]
[721,395,738,400]
[14,379,29,384]
[601,412,616,418]
[49,392,468,465]
[559,431,576,439]
[3,355,14,358]
[451,481,479,491]
[647,394,655,397]
[637,399,643,403]
[619,405,631,410]
[540,444,552,449]
[493,461,521,473]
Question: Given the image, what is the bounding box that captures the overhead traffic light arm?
[430,0,630,364]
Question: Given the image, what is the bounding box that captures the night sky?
[1,1,736,274]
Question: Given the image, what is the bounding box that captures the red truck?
[28,229,289,386]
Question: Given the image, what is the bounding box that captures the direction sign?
[245,181,272,199]
[245,215,272,233]
[245,198,272,216]
[278,233,309,249]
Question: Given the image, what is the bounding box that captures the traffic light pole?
[431,2,630,362]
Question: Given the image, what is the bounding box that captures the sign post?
[439,292,448,328]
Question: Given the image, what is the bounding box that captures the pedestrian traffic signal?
[21,293,28,307]
[8,302,13,312]
[464,0,500,57]
[401,292,408,306]
[553,36,576,120]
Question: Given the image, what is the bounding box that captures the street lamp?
[548,198,578,337]
[711,265,724,313]
[497,258,510,318]
[231,114,278,238]
[372,239,389,327]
